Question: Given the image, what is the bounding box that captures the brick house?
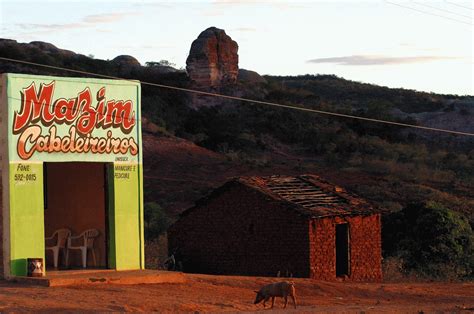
[168,175,382,282]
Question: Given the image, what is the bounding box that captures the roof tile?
[237,175,378,218]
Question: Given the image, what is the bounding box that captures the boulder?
[113,55,141,67]
[186,27,238,88]
[238,69,266,84]
[29,41,59,52]
[113,55,141,76]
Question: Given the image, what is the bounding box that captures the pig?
[253,281,297,309]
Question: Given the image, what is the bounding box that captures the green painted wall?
[110,163,143,270]
[9,163,45,276]
[139,164,144,268]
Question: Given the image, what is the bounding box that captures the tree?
[383,202,474,279]
[145,60,176,68]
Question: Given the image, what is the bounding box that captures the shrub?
[144,202,172,241]
[383,202,473,279]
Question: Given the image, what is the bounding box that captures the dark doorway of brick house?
[336,223,349,277]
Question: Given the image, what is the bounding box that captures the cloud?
[142,44,174,49]
[231,27,257,32]
[307,55,461,66]
[82,12,139,24]
[16,23,87,31]
[399,42,440,52]
[15,11,139,34]
[212,0,307,7]
[203,0,307,16]
[133,2,174,8]
[114,44,174,50]
[212,0,260,4]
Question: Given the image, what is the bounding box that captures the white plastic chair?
[65,229,100,268]
[45,228,71,268]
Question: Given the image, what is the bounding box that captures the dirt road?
[0,273,472,313]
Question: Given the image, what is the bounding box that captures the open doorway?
[43,162,109,270]
[335,223,349,277]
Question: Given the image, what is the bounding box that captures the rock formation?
[0,39,76,58]
[186,27,239,89]
[113,55,141,76]
[238,69,266,84]
[112,55,141,67]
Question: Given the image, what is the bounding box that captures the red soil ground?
[0,273,472,313]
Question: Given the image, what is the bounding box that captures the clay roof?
[236,175,378,218]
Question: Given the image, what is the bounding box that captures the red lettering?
[75,88,95,135]
[13,82,55,134]
[104,100,135,133]
[53,98,79,123]
[95,87,107,126]
[17,125,41,160]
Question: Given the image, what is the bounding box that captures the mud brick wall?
[309,214,382,282]
[168,182,310,277]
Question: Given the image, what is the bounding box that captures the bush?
[383,202,473,279]
[144,202,172,241]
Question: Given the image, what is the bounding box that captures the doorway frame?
[43,161,113,270]
[335,222,350,278]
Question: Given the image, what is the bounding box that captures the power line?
[445,0,474,11]
[0,56,473,137]
[386,1,473,25]
[412,1,472,19]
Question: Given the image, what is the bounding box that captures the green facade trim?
[9,163,45,276]
[106,163,117,269]
[111,164,142,270]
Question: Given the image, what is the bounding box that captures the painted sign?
[1,73,144,277]
[5,74,141,163]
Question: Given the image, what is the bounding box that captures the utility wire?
[445,0,474,11]
[386,1,473,25]
[412,1,472,19]
[0,56,473,137]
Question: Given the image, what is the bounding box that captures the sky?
[0,0,472,95]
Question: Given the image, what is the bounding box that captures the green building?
[0,73,144,277]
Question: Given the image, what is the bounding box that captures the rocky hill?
[0,31,473,219]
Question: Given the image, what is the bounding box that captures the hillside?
[1,38,473,279]
[1,38,472,209]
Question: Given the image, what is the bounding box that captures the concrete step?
[9,269,186,287]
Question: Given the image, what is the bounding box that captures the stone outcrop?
[112,55,141,76]
[186,27,238,88]
[0,39,76,58]
[112,55,141,67]
[238,69,266,84]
